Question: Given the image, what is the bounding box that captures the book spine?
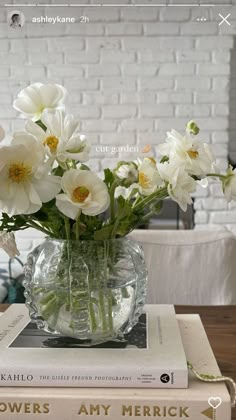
[0,394,231,420]
[0,366,188,388]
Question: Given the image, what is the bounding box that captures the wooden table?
[0,304,236,418]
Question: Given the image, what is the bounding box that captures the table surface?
[0,304,236,419]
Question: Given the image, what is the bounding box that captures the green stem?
[207,173,226,179]
[133,187,168,213]
[110,180,118,223]
[25,220,52,236]
[75,215,80,241]
[64,216,71,240]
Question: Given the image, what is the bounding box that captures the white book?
[0,304,188,388]
[0,314,231,420]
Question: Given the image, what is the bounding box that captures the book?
[0,314,231,420]
[0,304,188,388]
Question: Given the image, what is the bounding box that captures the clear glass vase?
[23,237,147,345]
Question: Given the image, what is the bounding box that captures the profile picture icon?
[8,11,25,29]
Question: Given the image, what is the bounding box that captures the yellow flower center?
[8,163,32,183]
[187,149,199,159]
[43,135,59,154]
[72,186,90,203]
[139,172,150,188]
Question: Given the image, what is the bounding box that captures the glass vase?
[23,237,147,345]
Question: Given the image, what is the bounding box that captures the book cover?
[0,304,188,388]
[0,314,231,420]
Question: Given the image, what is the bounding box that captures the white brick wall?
[1,0,236,270]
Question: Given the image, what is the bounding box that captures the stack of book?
[0,304,231,419]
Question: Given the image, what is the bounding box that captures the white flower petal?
[56,194,81,220]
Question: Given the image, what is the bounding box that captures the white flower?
[137,158,163,196]
[159,129,215,178]
[56,169,110,220]
[115,163,138,184]
[0,126,5,142]
[13,83,67,121]
[0,136,61,216]
[0,232,20,258]
[25,110,90,164]
[115,185,137,200]
[157,162,196,211]
[222,167,236,202]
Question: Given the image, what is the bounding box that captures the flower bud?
[186,120,200,136]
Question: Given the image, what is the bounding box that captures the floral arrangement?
[0,83,236,257]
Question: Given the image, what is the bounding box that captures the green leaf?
[94,225,114,240]
[103,168,115,189]
[150,200,163,214]
[160,156,169,164]
[78,164,90,171]
[52,166,64,177]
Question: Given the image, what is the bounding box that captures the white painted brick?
[120,8,158,21]
[106,23,143,36]
[194,118,228,130]
[48,38,85,52]
[140,104,173,117]
[66,23,104,36]
[196,36,233,50]
[101,51,136,63]
[103,105,137,119]
[160,8,190,21]
[211,144,228,157]
[123,64,158,77]
[213,104,229,117]
[194,211,209,224]
[158,92,192,104]
[82,120,118,132]
[88,64,120,77]
[65,79,99,91]
[120,92,156,104]
[161,38,194,49]
[121,119,154,132]
[87,37,121,51]
[195,92,228,104]
[215,158,228,170]
[197,63,230,76]
[102,78,136,91]
[65,52,99,64]
[176,77,210,90]
[140,78,174,90]
[139,51,174,63]
[175,104,211,117]
[48,65,84,78]
[28,53,63,65]
[144,23,180,35]
[176,51,210,62]
[11,39,47,53]
[181,23,218,35]
[83,8,119,22]
[210,183,225,198]
[212,51,231,64]
[193,184,209,198]
[26,23,66,38]
[100,133,136,145]
[83,93,119,105]
[73,106,101,119]
[210,212,236,224]
[213,77,230,90]
[201,198,228,211]
[212,132,229,144]
[159,63,195,76]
